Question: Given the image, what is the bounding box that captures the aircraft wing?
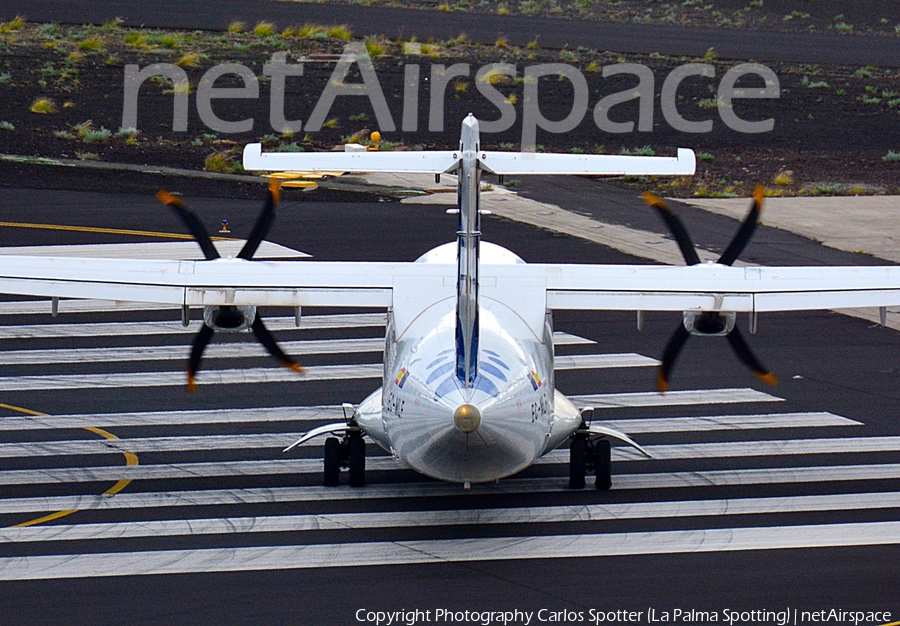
[2,256,899,314]
[537,263,900,312]
[478,149,696,176]
[0,256,428,308]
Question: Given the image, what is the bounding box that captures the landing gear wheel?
[569,435,587,489]
[324,437,341,487]
[594,439,611,491]
[348,433,366,488]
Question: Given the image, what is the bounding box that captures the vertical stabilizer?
[455,114,481,387]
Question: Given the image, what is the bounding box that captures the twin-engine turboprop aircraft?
[3,114,900,491]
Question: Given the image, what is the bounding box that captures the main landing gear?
[569,429,612,490]
[323,429,366,488]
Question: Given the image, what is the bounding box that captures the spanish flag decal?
[394,367,409,388]
[528,369,542,390]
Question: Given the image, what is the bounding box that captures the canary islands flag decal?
[394,367,409,388]
[528,369,542,390]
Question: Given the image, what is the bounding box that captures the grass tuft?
[253,22,276,37]
[30,98,55,114]
[0,121,14,131]
[882,151,900,163]
[227,21,246,34]
[175,53,201,69]
[77,37,104,51]
[204,151,244,174]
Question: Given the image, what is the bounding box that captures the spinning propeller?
[156,181,304,392]
[641,185,778,392]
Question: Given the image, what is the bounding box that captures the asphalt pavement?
[0,186,898,625]
[2,0,900,66]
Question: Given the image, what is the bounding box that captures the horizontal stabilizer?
[243,144,460,174]
[479,149,696,176]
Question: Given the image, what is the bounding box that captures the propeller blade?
[157,191,220,261]
[658,324,691,392]
[726,325,778,386]
[718,185,764,266]
[187,324,216,393]
[641,191,701,266]
[238,179,280,260]
[251,316,305,374]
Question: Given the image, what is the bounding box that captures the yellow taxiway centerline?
[0,402,139,528]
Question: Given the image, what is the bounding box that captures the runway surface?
[0,188,898,625]
[2,0,900,66]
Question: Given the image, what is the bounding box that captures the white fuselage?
[355,242,582,483]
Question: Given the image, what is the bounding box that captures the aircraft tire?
[348,434,366,488]
[595,439,612,491]
[324,437,341,487]
[569,436,586,489]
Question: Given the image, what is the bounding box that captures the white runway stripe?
[4,491,900,544]
[0,407,855,433]
[595,412,861,433]
[0,353,654,391]
[0,313,387,339]
[571,388,783,408]
[0,405,344,431]
[0,332,594,366]
[4,430,893,462]
[3,463,900,509]
[2,521,900,580]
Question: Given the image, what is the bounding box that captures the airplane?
[3,113,900,492]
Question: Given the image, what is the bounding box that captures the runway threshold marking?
[0,221,235,242]
[5,464,900,512]
[2,521,900,580]
[0,403,138,528]
[5,491,900,544]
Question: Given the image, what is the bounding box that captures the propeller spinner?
[157,181,304,392]
[641,185,778,392]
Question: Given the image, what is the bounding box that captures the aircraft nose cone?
[453,403,482,433]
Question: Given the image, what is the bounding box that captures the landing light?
[453,403,482,433]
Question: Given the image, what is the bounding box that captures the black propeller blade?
[157,181,304,392]
[657,324,690,393]
[642,186,777,391]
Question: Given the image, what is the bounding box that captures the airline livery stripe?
[0,353,653,391]
[3,463,900,507]
[4,491,900,544]
[0,332,594,365]
[2,522,900,580]
[0,408,855,433]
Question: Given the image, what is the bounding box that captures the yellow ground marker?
[0,402,139,528]
[0,221,235,241]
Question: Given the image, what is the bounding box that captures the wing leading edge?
[2,256,899,314]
